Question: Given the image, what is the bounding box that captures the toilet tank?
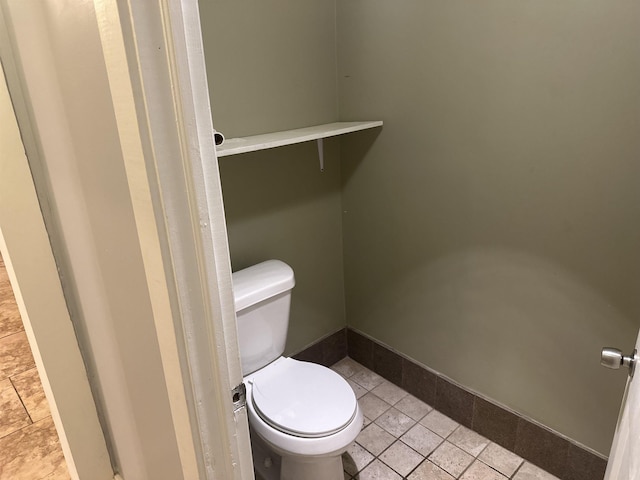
[232,260,295,376]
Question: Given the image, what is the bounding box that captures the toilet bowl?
[233,260,362,480]
[245,357,362,479]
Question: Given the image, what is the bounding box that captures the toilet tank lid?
[232,260,295,312]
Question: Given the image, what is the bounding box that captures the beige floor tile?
[343,442,374,476]
[375,407,416,437]
[379,441,424,477]
[347,379,368,399]
[359,392,391,420]
[357,423,396,456]
[0,416,66,480]
[11,368,51,422]
[0,269,12,297]
[0,331,35,381]
[0,299,24,340]
[0,260,24,350]
[0,291,14,312]
[351,369,385,390]
[332,357,365,378]
[40,461,71,480]
[357,459,402,480]
[0,285,12,302]
[0,266,11,293]
[395,394,432,421]
[479,442,524,477]
[408,460,455,480]
[429,441,475,478]
[372,381,408,405]
[513,462,561,480]
[0,378,31,438]
[460,460,508,480]
[448,426,490,457]
[363,415,373,427]
[419,410,459,438]
[401,423,444,456]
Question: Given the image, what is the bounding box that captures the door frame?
[0,0,253,478]
[93,0,254,478]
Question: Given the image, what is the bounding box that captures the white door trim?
[1,0,253,477]
[0,62,114,480]
[604,331,640,480]
[94,0,253,478]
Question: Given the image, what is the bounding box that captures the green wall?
[200,0,640,455]
[338,0,640,455]
[199,0,346,353]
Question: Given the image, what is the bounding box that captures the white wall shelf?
[216,121,383,171]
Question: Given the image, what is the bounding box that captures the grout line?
[457,460,475,479]
[0,326,26,340]
[475,440,491,458]
[8,375,33,424]
[511,460,526,479]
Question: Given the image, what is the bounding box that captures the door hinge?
[232,382,247,412]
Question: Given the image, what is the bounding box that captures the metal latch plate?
[232,382,247,411]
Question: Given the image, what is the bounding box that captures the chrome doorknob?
[601,348,637,377]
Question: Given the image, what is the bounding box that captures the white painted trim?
[94,2,201,478]
[0,61,114,480]
[604,329,640,480]
[96,0,253,478]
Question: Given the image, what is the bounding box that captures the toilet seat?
[249,357,357,438]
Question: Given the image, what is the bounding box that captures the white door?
[603,331,640,479]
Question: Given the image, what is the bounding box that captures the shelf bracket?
[317,138,324,173]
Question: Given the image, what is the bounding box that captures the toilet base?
[251,429,281,480]
[281,454,343,480]
[250,427,345,480]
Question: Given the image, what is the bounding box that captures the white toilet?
[233,260,363,480]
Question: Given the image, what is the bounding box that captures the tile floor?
[333,357,560,480]
[0,255,70,480]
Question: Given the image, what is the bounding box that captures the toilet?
[233,260,363,480]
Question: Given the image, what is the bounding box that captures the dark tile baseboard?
[293,327,608,480]
[292,328,348,367]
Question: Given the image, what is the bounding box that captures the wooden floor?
[0,255,69,480]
